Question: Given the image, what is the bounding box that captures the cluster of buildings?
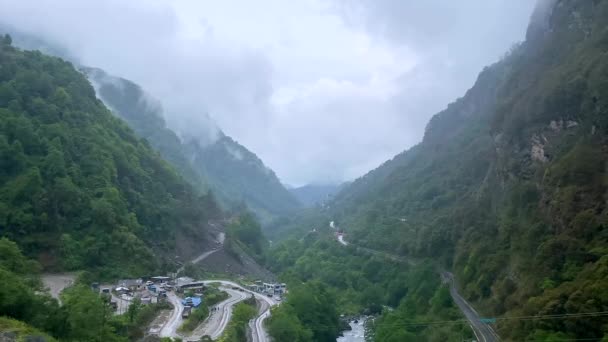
[93,275,287,314]
[247,281,287,297]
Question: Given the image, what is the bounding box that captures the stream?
[337,317,366,342]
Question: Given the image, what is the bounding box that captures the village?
[94,275,286,319]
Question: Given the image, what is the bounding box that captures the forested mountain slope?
[326,0,608,339]
[289,183,345,207]
[85,68,300,222]
[84,67,209,194]
[0,37,221,277]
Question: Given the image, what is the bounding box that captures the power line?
[292,311,608,330]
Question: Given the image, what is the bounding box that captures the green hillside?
[0,36,220,277]
[271,0,608,340]
[85,68,300,222]
[186,134,301,221]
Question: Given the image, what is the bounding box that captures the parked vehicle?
[182,306,192,318]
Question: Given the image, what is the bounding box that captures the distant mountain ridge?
[84,67,300,221]
[0,38,222,276]
[289,183,344,207]
[3,26,301,221]
[324,0,608,339]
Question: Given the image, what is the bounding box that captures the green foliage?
[0,237,135,341]
[0,317,57,342]
[83,67,210,195]
[61,285,125,342]
[190,135,302,222]
[226,212,268,261]
[280,281,340,341]
[85,67,300,222]
[372,266,469,342]
[218,300,257,342]
[180,287,229,333]
[273,1,608,340]
[268,232,411,314]
[267,304,313,342]
[0,39,222,277]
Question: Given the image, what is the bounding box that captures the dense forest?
[0,237,169,341]
[265,228,471,341]
[0,36,221,277]
[2,0,608,341]
[85,67,301,223]
[268,0,608,340]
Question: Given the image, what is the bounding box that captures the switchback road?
[336,231,498,341]
[202,280,277,342]
[154,279,277,340]
[159,291,184,337]
[189,287,249,340]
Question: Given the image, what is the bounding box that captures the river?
[337,318,366,342]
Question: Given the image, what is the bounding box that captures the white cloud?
[0,0,536,186]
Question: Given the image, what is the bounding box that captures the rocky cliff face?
[328,0,608,339]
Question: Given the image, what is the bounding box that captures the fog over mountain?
[0,0,535,186]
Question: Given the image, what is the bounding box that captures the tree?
[127,297,142,323]
[267,305,313,342]
[62,286,120,341]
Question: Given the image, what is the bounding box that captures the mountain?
[0,26,300,221]
[289,183,344,207]
[83,67,209,194]
[84,67,300,222]
[0,36,222,278]
[311,0,608,339]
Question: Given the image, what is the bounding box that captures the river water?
[337,318,366,342]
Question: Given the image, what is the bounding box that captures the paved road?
[159,291,184,337]
[442,272,499,342]
[336,232,498,341]
[189,287,249,340]
[250,294,272,342]
[251,305,271,342]
[335,234,416,265]
[110,292,132,316]
[155,279,277,340]
[201,280,277,342]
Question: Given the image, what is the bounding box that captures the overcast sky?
[0,0,536,186]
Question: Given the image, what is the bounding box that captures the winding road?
[159,291,184,337]
[441,272,499,342]
[189,287,249,340]
[250,294,272,342]
[154,279,277,340]
[335,228,499,341]
[202,280,277,342]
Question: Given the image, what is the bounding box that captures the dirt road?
[41,273,76,303]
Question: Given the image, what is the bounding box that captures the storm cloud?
[0,0,535,186]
